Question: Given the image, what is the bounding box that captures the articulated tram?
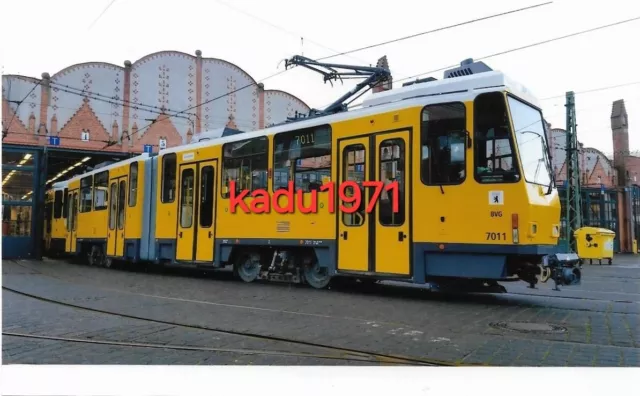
[44,57,581,292]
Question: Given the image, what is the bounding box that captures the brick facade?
[2,50,310,153]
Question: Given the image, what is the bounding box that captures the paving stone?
[3,256,639,366]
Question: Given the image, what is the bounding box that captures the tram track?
[7,259,638,315]
[2,286,467,367]
[2,331,403,365]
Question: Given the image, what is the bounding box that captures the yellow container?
[573,227,616,264]
[633,240,638,254]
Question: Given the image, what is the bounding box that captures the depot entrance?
[2,144,129,259]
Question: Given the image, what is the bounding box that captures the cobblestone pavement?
[3,255,639,366]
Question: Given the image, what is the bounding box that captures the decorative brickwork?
[2,50,310,153]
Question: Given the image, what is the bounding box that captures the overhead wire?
[212,0,371,65]
[540,80,640,100]
[126,2,556,142]
[343,14,640,111]
[2,77,43,140]
[316,1,553,61]
[390,15,640,87]
[88,0,118,30]
[6,7,637,151]
[3,2,557,147]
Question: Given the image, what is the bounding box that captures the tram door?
[176,161,218,263]
[66,190,78,253]
[374,131,411,275]
[337,137,370,272]
[194,161,217,262]
[336,131,411,276]
[176,164,196,261]
[107,178,127,257]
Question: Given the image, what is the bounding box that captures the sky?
[1,0,639,156]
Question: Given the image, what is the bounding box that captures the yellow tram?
[44,57,581,291]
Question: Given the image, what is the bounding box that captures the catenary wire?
[2,78,43,138]
[124,3,557,141]
[88,0,118,30]
[390,16,640,87]
[317,1,553,61]
[4,2,557,145]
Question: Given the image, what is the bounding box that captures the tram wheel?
[103,256,114,269]
[87,246,100,266]
[304,261,331,289]
[235,253,261,283]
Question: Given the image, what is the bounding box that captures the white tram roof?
[51,180,69,190]
[160,67,541,157]
[62,153,150,184]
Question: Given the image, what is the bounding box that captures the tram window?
[273,125,331,193]
[379,139,405,226]
[342,144,366,227]
[109,183,117,230]
[63,188,68,218]
[117,180,126,230]
[221,137,268,198]
[54,190,63,219]
[46,202,53,233]
[180,168,194,228]
[93,171,108,211]
[507,95,552,187]
[129,162,138,207]
[72,192,79,231]
[474,92,520,184]
[161,153,177,203]
[79,175,93,212]
[420,102,466,186]
[200,166,215,228]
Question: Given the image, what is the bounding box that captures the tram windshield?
[507,95,553,188]
[473,92,553,189]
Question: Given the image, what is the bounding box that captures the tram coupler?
[541,253,582,291]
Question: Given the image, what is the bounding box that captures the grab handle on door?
[340,231,348,240]
[398,231,407,241]
[179,231,183,238]
[208,230,212,238]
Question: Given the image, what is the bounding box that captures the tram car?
[43,57,581,291]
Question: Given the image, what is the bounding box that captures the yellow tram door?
[195,161,217,262]
[176,163,197,262]
[106,178,127,257]
[337,137,370,272]
[106,181,118,256]
[374,131,411,275]
[115,179,127,256]
[67,191,78,253]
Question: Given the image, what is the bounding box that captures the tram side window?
[53,190,64,219]
[221,137,268,198]
[109,183,117,230]
[129,162,138,207]
[161,154,177,203]
[45,201,53,233]
[200,166,215,228]
[93,171,108,211]
[342,144,366,227]
[380,139,406,226]
[79,176,93,212]
[63,188,68,219]
[474,92,520,183]
[420,102,467,185]
[273,125,331,193]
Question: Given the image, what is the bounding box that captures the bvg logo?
[490,211,503,217]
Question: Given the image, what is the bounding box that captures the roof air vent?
[444,58,493,79]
